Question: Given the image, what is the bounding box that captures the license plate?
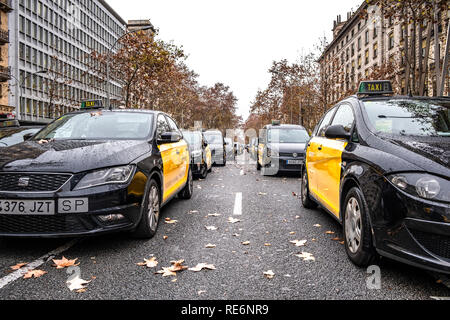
[287,160,302,165]
[0,200,55,215]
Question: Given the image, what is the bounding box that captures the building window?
[365,30,369,44]
[373,23,378,38]
[373,43,378,59]
[357,37,361,51]
[388,32,394,50]
[365,49,369,64]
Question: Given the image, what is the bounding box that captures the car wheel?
[343,187,377,267]
[256,156,261,171]
[179,168,194,199]
[199,163,208,179]
[133,179,160,239]
[301,169,317,209]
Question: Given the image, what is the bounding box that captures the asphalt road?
[0,154,449,300]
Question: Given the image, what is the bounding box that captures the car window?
[0,128,40,147]
[316,107,336,137]
[267,128,310,143]
[157,114,171,138]
[331,104,355,133]
[204,132,223,144]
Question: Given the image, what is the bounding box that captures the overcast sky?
[107,0,362,119]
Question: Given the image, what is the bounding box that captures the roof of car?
[264,124,307,130]
[348,95,450,103]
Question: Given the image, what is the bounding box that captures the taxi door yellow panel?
[306,138,321,195]
[159,140,189,202]
[313,137,347,218]
[205,145,212,169]
[258,144,264,165]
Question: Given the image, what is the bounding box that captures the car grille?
[279,152,304,158]
[411,229,450,260]
[0,215,89,234]
[0,173,71,192]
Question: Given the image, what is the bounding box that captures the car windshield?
[267,128,310,143]
[204,133,223,144]
[0,128,41,147]
[183,131,202,147]
[363,100,450,137]
[34,112,153,140]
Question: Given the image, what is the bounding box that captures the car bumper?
[264,157,303,173]
[0,183,144,238]
[373,185,450,274]
[191,159,204,175]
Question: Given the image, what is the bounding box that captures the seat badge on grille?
[18,177,30,187]
[293,153,298,158]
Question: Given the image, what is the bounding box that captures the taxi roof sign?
[81,99,103,109]
[272,120,281,126]
[358,80,393,96]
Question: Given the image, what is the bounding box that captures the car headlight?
[74,165,134,190]
[388,173,449,202]
[267,149,279,158]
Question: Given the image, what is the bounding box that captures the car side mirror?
[158,132,182,144]
[325,125,351,140]
[23,133,34,141]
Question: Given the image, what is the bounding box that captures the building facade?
[319,1,449,106]
[0,0,12,114]
[8,0,127,122]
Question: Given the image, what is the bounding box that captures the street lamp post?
[10,70,48,121]
[106,27,153,109]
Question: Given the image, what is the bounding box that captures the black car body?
[0,109,193,238]
[302,83,450,274]
[203,130,227,166]
[257,124,310,174]
[182,130,212,179]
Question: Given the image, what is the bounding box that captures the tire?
[256,156,261,171]
[179,168,194,199]
[301,168,317,209]
[343,187,378,267]
[199,163,208,179]
[133,179,161,239]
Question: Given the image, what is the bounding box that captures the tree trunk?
[420,23,433,96]
[438,21,450,96]
[433,0,441,96]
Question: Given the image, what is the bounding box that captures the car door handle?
[176,150,181,155]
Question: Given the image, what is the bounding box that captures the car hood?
[268,143,307,154]
[0,140,151,173]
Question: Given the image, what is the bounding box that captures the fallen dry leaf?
[233,233,240,237]
[313,224,322,228]
[264,243,271,247]
[76,288,87,293]
[289,232,296,235]
[258,192,267,196]
[156,267,177,277]
[290,240,307,247]
[169,260,189,272]
[228,217,241,224]
[164,218,178,224]
[263,270,275,279]
[137,257,158,268]
[67,276,91,291]
[208,213,221,217]
[205,244,216,248]
[241,241,250,245]
[23,270,47,279]
[189,263,216,272]
[198,290,206,295]
[188,210,199,214]
[332,237,343,242]
[295,252,316,262]
[205,226,218,231]
[53,257,79,269]
[10,262,28,271]
[163,236,168,240]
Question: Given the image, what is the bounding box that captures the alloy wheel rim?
[188,170,193,193]
[302,171,308,202]
[148,185,160,232]
[345,197,362,254]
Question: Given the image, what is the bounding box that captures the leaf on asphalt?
[188,210,199,214]
[156,260,188,277]
[233,233,240,237]
[258,192,267,196]
[290,240,307,247]
[137,257,158,268]
[205,226,218,231]
[205,244,216,248]
[313,224,322,228]
[339,241,345,245]
[67,276,91,291]
[155,267,177,277]
[292,192,298,197]
[208,213,221,217]
[295,252,316,262]
[198,290,207,295]
[228,217,241,224]
[163,236,168,240]
[263,270,275,279]
[331,237,343,242]
[264,243,271,247]
[188,263,216,272]
[52,257,80,269]
[325,231,335,235]
[312,238,317,242]
[289,231,296,235]
[241,241,250,245]
[23,270,47,279]
[76,288,87,293]
[295,216,300,219]
[10,262,28,271]
[165,218,178,224]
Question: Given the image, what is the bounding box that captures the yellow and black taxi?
[257,121,310,175]
[301,80,450,273]
[203,130,227,166]
[0,102,192,239]
[182,129,212,179]
[0,115,43,148]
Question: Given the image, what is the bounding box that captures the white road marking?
[233,192,242,216]
[0,239,79,290]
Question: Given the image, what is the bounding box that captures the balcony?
[0,66,11,82]
[0,30,9,44]
[0,0,13,12]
